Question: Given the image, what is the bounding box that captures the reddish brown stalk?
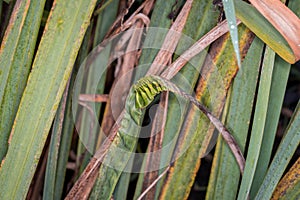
[104,0,154,39]
[99,1,154,140]
[141,91,169,200]
[103,0,136,38]
[172,85,245,173]
[65,112,123,200]
[79,94,109,102]
[146,0,194,76]
[138,166,170,200]
[248,0,300,62]
[161,19,241,79]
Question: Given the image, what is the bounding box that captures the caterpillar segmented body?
[67,75,244,199]
[133,75,181,108]
[88,76,176,199]
[133,76,167,108]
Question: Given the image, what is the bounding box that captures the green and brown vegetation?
[0,0,299,199]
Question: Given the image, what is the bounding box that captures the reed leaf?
[255,101,300,199]
[0,0,97,198]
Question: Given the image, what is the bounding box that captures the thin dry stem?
[79,94,109,102]
[161,19,241,79]
[146,0,194,76]
[141,91,169,199]
[137,166,170,200]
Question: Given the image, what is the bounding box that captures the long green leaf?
[156,0,218,198]
[0,0,97,199]
[42,27,93,196]
[52,82,75,200]
[255,101,300,199]
[0,0,46,161]
[237,46,276,200]
[250,56,291,198]
[206,37,264,200]
[51,31,94,199]
[43,82,69,200]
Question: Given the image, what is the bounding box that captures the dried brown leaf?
[249,0,300,62]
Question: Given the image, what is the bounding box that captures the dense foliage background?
[0,0,299,199]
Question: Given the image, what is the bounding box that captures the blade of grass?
[52,78,76,200]
[43,25,94,198]
[237,46,276,200]
[0,0,46,161]
[94,0,119,44]
[255,101,300,200]
[206,37,264,200]
[250,56,291,198]
[156,0,220,197]
[222,0,241,68]
[94,0,115,16]
[0,0,97,199]
[113,164,133,199]
[43,79,70,200]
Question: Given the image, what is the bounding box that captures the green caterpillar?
[67,75,244,199]
[133,75,168,108]
[91,76,174,198]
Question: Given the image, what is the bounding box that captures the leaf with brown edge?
[271,157,300,200]
[248,0,300,62]
[159,25,254,200]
